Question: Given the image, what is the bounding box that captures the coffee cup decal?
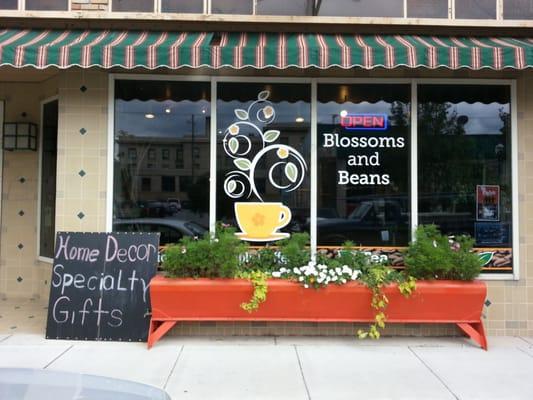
[222,90,307,242]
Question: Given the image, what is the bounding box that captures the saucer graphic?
[235,232,290,242]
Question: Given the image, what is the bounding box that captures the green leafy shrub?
[404,224,482,281]
[162,225,248,278]
[278,232,311,269]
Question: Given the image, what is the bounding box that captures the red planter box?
[148,275,487,349]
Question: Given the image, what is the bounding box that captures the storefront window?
[418,85,512,250]
[407,0,448,18]
[25,0,67,10]
[0,0,17,9]
[161,0,204,13]
[317,84,411,246]
[317,0,404,17]
[216,83,311,243]
[113,80,210,245]
[211,0,253,14]
[256,0,313,15]
[455,0,496,19]
[112,0,154,12]
[503,0,533,19]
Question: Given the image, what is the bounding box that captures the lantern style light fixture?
[2,122,37,151]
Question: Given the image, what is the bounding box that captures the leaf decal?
[228,137,239,154]
[478,252,494,267]
[235,109,249,120]
[227,180,237,194]
[234,158,251,171]
[263,130,280,143]
[258,90,270,100]
[285,162,298,183]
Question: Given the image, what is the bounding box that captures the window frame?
[108,74,518,280]
[37,95,59,263]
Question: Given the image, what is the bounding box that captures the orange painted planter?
[148,275,488,350]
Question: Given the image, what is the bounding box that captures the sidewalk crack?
[408,346,459,400]
[294,345,312,400]
[43,345,73,369]
[0,334,12,343]
[163,345,184,389]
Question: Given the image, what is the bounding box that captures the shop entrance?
[38,98,58,261]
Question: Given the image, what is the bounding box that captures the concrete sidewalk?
[1,299,533,399]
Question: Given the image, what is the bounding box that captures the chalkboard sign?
[46,232,159,342]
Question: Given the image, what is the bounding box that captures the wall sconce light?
[2,122,37,151]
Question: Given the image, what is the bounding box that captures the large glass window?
[212,0,253,14]
[418,85,512,249]
[39,99,58,259]
[113,80,210,244]
[161,0,204,13]
[216,83,311,243]
[112,0,154,12]
[407,0,448,18]
[317,0,404,17]
[25,0,67,10]
[256,0,313,15]
[503,0,533,19]
[455,0,496,19]
[317,84,411,246]
[0,0,17,9]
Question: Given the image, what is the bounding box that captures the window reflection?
[317,0,403,17]
[113,80,210,245]
[418,85,512,248]
[0,0,17,9]
[216,83,311,243]
[455,0,496,19]
[317,84,411,246]
[504,0,533,19]
[161,0,203,13]
[25,0,68,10]
[256,0,313,16]
[212,0,253,14]
[112,0,154,12]
[407,0,448,18]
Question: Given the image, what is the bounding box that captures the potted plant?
[148,225,487,350]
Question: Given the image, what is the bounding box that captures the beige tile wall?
[0,78,58,299]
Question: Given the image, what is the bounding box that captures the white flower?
[299,276,304,281]
[304,284,309,288]
[293,268,301,274]
[351,271,361,280]
[342,266,352,275]
[279,267,286,273]
[341,278,347,284]
[331,276,338,282]
[335,267,342,275]
[181,248,187,254]
[432,240,437,248]
[214,238,219,243]
[271,271,281,278]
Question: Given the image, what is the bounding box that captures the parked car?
[113,218,207,246]
[0,368,170,400]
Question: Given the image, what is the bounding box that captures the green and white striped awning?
[1,28,532,70]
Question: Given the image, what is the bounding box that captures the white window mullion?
[497,0,503,20]
[410,80,418,238]
[403,0,407,18]
[209,78,218,236]
[450,0,455,19]
[310,79,318,259]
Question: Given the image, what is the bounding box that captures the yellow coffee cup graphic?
[235,202,292,242]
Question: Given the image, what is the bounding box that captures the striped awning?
[1,28,532,70]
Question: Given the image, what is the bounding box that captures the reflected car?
[113,218,207,246]
[316,200,409,246]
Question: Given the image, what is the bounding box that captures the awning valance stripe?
[1,29,533,70]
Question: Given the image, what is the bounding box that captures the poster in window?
[476,185,500,222]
